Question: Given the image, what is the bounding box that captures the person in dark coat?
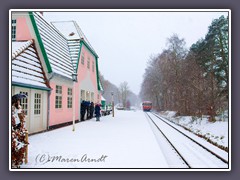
[95,103,101,121]
[80,100,86,121]
[84,101,90,120]
[90,102,94,119]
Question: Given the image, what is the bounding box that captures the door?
[33,91,43,132]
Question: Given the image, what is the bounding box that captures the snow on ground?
[159,111,228,148]
[147,113,228,168]
[22,109,169,169]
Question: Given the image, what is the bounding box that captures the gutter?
[95,56,102,91]
[46,72,55,130]
[12,82,51,91]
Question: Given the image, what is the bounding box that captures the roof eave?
[12,81,52,91]
[80,38,98,58]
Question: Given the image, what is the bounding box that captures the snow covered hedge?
[11,106,28,168]
[159,111,228,152]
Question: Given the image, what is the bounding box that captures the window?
[12,19,17,41]
[92,61,95,72]
[67,88,72,108]
[91,92,94,102]
[55,85,62,108]
[87,57,90,69]
[34,93,41,115]
[81,90,85,101]
[20,91,28,115]
[86,91,90,101]
[81,52,85,65]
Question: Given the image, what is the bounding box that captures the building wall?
[48,76,78,126]
[12,12,101,127]
[16,17,32,41]
[12,13,49,134]
[12,13,50,80]
[78,45,100,104]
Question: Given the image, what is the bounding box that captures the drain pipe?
[47,72,55,130]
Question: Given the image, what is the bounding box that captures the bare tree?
[140,32,227,118]
[119,81,130,108]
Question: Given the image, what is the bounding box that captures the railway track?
[145,112,229,168]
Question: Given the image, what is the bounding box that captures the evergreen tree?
[190,15,229,121]
[191,15,229,99]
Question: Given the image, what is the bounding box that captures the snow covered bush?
[11,104,28,168]
[159,111,228,152]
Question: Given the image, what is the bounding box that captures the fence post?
[25,132,28,164]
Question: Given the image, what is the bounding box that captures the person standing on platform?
[90,102,94,119]
[86,101,91,120]
[80,100,86,121]
[95,103,101,121]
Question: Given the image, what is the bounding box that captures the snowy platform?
[22,109,169,169]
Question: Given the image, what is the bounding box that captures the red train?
[142,101,152,111]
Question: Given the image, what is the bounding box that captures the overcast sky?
[44,10,228,95]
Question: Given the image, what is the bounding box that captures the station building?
[11,11,103,134]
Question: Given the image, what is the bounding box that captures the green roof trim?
[95,57,102,91]
[12,82,51,91]
[81,39,98,58]
[28,12,52,73]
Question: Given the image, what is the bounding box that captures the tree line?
[99,73,139,109]
[139,15,229,121]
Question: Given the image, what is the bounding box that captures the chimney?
[69,32,75,36]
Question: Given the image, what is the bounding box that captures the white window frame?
[81,52,85,65]
[20,91,28,115]
[81,90,85,101]
[67,88,73,108]
[86,91,90,101]
[87,57,90,69]
[34,93,41,115]
[91,92,94,102]
[55,85,62,109]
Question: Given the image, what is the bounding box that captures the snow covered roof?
[12,40,50,90]
[31,12,74,79]
[51,21,96,52]
[67,39,80,72]
[29,12,102,91]
[51,21,97,72]
[12,40,33,59]
[51,21,80,40]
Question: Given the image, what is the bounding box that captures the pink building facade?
[11,11,103,132]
